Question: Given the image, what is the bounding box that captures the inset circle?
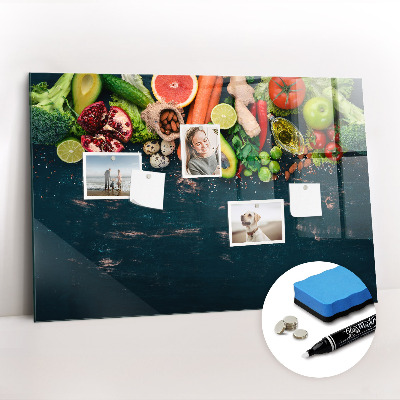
[262,261,376,378]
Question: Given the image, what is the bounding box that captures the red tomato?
[310,130,327,149]
[325,142,343,161]
[268,77,306,110]
[327,124,340,142]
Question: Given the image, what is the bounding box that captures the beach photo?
[83,153,142,199]
[228,200,285,247]
[180,124,222,178]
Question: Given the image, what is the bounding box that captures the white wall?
[1,0,399,317]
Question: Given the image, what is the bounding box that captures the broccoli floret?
[339,124,367,153]
[30,73,75,145]
[31,107,74,145]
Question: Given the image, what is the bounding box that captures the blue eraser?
[294,266,373,322]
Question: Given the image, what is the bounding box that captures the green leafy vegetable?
[62,97,87,137]
[253,79,269,101]
[311,151,336,167]
[332,78,354,99]
[69,123,86,137]
[323,87,365,125]
[302,77,330,100]
[223,96,234,106]
[102,74,152,109]
[30,81,48,94]
[303,77,354,102]
[109,95,158,143]
[246,76,255,84]
[30,73,75,145]
[231,123,261,172]
[338,124,367,153]
[224,117,242,141]
[121,74,154,104]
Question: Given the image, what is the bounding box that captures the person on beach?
[117,169,122,193]
[105,168,111,191]
[185,127,220,176]
[110,179,115,195]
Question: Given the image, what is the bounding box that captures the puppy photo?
[228,200,285,247]
[241,211,271,242]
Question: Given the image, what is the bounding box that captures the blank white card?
[130,170,165,210]
[289,183,322,217]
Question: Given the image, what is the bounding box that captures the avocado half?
[220,134,238,179]
[72,74,102,115]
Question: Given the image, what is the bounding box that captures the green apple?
[303,97,334,130]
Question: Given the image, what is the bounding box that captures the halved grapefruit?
[151,75,198,108]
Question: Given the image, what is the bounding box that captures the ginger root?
[227,76,260,137]
[235,100,260,138]
[227,76,255,106]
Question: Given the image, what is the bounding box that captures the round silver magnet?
[274,320,286,334]
[293,329,308,339]
[283,316,298,330]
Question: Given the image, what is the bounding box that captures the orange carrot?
[204,76,223,124]
[186,76,202,124]
[192,75,217,124]
[177,142,181,160]
[186,102,195,124]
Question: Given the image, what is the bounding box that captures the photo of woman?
[181,125,222,178]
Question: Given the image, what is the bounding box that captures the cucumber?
[101,74,151,109]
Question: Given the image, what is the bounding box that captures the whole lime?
[269,160,280,174]
[258,167,272,182]
[243,169,253,177]
[270,146,282,160]
[56,137,84,163]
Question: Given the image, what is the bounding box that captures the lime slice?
[211,103,237,129]
[57,138,84,163]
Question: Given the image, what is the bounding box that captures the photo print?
[228,200,285,246]
[180,124,222,178]
[83,152,142,199]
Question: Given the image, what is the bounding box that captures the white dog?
[241,211,271,242]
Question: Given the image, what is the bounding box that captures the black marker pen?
[303,314,376,358]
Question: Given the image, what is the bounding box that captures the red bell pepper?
[235,162,244,178]
[257,100,268,150]
[250,103,257,117]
